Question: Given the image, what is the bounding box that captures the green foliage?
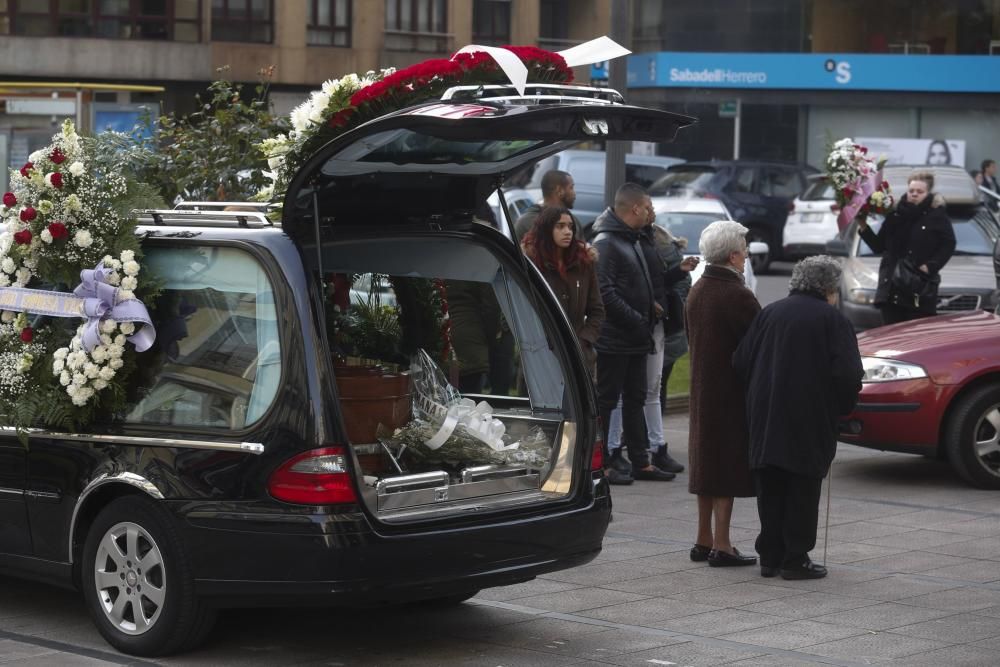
[132,66,289,204]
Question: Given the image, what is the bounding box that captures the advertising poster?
[855,137,967,168]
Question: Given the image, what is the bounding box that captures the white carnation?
[122,260,139,275]
[54,347,68,360]
[91,346,108,362]
[59,371,71,386]
[14,267,31,286]
[119,249,134,263]
[65,194,82,212]
[120,276,137,290]
[40,229,53,244]
[68,161,85,177]
[93,378,108,390]
[1,258,14,274]
[119,322,135,335]
[99,366,116,381]
[99,333,113,346]
[0,311,13,323]
[0,273,9,287]
[53,359,65,373]
[84,363,100,379]
[74,229,93,248]
[118,290,135,300]
[66,383,78,396]
[72,372,87,386]
[100,319,117,334]
[109,343,125,358]
[114,334,126,346]
[110,357,124,370]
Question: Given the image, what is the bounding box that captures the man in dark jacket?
[591,183,675,484]
[733,256,864,580]
[514,170,582,241]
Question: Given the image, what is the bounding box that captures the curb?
[665,394,689,414]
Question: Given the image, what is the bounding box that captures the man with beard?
[514,170,581,241]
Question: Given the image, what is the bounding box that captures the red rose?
[19,207,36,222]
[19,162,33,178]
[327,108,354,128]
[48,221,68,240]
[50,148,66,164]
[13,229,32,245]
[49,172,63,189]
[19,327,33,343]
[2,192,15,207]
[842,187,854,199]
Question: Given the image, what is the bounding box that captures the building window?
[308,0,351,47]
[384,0,448,52]
[472,0,509,46]
[0,0,202,41]
[538,0,572,51]
[211,0,272,43]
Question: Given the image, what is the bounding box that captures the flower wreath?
[256,45,574,204]
[0,121,162,428]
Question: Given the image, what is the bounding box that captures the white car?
[487,187,536,234]
[782,174,839,260]
[653,207,764,295]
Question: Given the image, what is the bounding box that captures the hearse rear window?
[124,246,281,430]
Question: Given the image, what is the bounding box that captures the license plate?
[800,212,825,223]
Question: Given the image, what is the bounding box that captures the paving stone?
[817,541,905,564]
[539,559,674,585]
[575,596,721,624]
[811,602,955,631]
[474,579,584,602]
[601,569,761,596]
[848,550,973,575]
[891,644,1000,666]
[475,619,681,661]
[823,520,917,542]
[832,574,959,602]
[862,529,979,551]
[591,539,688,564]
[890,612,1000,643]
[919,559,1000,583]
[925,536,1000,560]
[738,591,880,619]
[654,609,788,637]
[666,581,803,607]
[0,641,59,663]
[597,639,766,666]
[724,655,837,666]
[718,618,867,650]
[805,631,950,662]
[902,585,1000,612]
[509,587,651,613]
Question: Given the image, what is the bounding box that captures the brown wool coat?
[685,264,761,497]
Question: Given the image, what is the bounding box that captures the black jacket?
[639,224,687,326]
[858,193,955,313]
[733,292,863,479]
[591,208,655,354]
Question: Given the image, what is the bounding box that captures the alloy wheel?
[93,521,166,636]
[973,402,1000,478]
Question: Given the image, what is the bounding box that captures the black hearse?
[0,85,693,656]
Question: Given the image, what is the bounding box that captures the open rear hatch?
[282,94,694,521]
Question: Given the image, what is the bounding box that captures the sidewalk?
[469,412,1000,665]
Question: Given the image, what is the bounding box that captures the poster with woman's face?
[856,137,966,168]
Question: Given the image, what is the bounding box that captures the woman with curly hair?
[521,206,604,375]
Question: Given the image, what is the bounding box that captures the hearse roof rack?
[440,83,625,106]
[135,207,276,228]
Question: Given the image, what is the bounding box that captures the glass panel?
[0,18,9,35]
[249,22,270,41]
[401,0,412,30]
[95,17,127,37]
[15,15,52,36]
[250,0,268,19]
[417,0,429,32]
[332,28,347,46]
[228,0,248,13]
[307,27,332,45]
[334,0,347,26]
[316,0,330,25]
[175,0,199,19]
[211,0,224,12]
[99,0,129,15]
[0,0,8,11]
[137,18,169,39]
[141,0,168,15]
[173,20,198,41]
[385,0,396,29]
[126,246,281,429]
[59,0,92,12]
[433,0,445,31]
[58,16,94,35]
[648,168,717,196]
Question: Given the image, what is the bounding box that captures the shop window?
[384,0,448,52]
[125,246,282,430]
[0,0,200,41]
[212,0,272,43]
[307,0,350,47]
[472,0,509,47]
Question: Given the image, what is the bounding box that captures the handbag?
[890,258,939,307]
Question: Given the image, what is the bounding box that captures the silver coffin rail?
[0,427,264,455]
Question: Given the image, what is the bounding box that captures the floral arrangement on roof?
[0,120,163,429]
[827,138,893,231]
[256,45,574,204]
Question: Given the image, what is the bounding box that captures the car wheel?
[81,496,217,656]
[746,227,772,274]
[945,383,1000,489]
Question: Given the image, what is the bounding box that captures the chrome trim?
[0,427,264,455]
[24,490,61,500]
[0,487,24,497]
[68,472,166,564]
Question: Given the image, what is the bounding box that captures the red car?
[841,310,1000,488]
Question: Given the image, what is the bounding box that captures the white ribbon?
[452,36,631,95]
[425,398,515,452]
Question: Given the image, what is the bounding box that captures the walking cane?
[822,464,832,568]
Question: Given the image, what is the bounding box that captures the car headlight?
[847,288,876,305]
[861,357,928,383]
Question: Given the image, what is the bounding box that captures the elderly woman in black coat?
[857,169,955,325]
[733,256,863,580]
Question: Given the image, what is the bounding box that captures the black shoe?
[609,449,632,474]
[760,565,780,578]
[606,467,634,485]
[631,465,676,481]
[651,445,685,473]
[708,548,757,567]
[780,561,827,580]
[690,544,712,562]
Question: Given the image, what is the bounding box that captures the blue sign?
[95,108,153,139]
[590,60,609,81]
[627,52,1000,93]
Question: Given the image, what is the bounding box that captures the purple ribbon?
[73,263,155,353]
[837,168,883,232]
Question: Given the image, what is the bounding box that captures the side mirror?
[825,238,849,257]
[748,241,769,256]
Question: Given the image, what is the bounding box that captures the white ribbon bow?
[425,398,516,452]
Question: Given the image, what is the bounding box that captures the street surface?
[5,404,1000,665]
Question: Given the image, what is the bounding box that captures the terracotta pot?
[334,365,412,444]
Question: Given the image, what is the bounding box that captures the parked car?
[840,310,1000,489]
[648,159,819,273]
[782,174,839,260]
[487,187,536,229]
[524,149,683,229]
[828,165,1000,331]
[653,205,766,294]
[0,87,696,656]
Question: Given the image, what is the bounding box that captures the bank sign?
[627,53,1000,93]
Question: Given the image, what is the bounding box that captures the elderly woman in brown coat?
[522,206,605,374]
[685,220,761,567]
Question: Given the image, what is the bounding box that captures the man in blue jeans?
[591,183,675,484]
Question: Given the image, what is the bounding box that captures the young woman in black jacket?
[857,169,956,325]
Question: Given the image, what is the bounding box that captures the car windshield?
[648,168,716,197]
[801,178,835,201]
[856,207,998,257]
[654,212,721,254]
